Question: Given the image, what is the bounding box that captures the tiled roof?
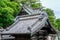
[2,14,47,34]
[22,4,42,15]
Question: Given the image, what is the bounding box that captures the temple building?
[0,4,57,40]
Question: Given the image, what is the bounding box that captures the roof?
[21,4,42,15]
[1,14,47,35]
[0,5,56,35]
[0,13,56,35]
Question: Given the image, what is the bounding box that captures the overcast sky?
[40,0,60,18]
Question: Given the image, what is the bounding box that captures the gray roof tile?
[3,14,44,34]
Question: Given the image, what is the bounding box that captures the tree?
[0,0,20,28]
[43,8,55,22]
[43,8,55,16]
[43,8,58,30]
[31,3,42,9]
[56,18,60,31]
[15,0,42,9]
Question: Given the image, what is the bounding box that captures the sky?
[40,0,60,18]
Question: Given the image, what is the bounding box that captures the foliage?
[0,0,20,28]
[43,8,54,16]
[14,0,27,3]
[48,16,55,22]
[43,8,55,22]
[56,18,60,30]
[30,0,42,9]
[43,8,58,30]
[15,0,41,9]
[31,3,41,9]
